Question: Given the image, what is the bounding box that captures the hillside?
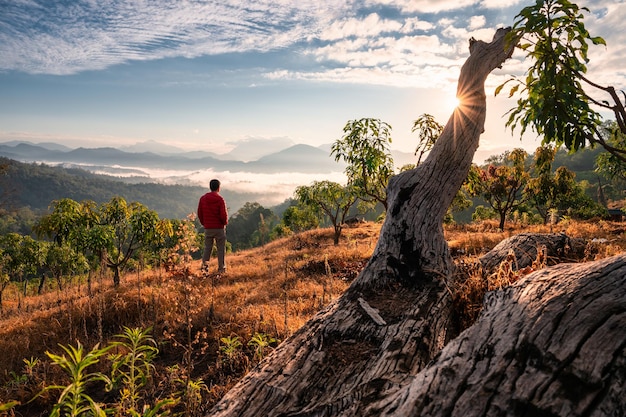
[0,220,624,416]
[0,157,268,219]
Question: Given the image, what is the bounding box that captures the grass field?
[1,219,624,415]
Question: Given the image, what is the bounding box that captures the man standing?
[197,179,228,274]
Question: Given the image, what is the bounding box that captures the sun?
[447,94,461,112]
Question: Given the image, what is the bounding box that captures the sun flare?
[447,95,461,112]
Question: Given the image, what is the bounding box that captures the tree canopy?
[294,181,358,245]
[499,0,626,165]
[412,113,444,166]
[331,118,394,210]
[466,148,530,230]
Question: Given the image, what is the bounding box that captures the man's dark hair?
[209,179,221,191]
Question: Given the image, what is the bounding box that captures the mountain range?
[0,140,417,181]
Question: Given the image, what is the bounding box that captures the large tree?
[209,28,516,416]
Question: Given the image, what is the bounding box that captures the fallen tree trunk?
[373,253,626,416]
[479,232,587,273]
[209,28,514,417]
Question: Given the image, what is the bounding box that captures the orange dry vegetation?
[0,219,624,414]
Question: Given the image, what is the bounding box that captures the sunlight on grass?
[0,220,624,413]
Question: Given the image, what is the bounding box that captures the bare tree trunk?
[479,232,587,273]
[209,28,514,417]
[333,225,341,245]
[372,254,626,416]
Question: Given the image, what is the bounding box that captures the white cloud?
[187,169,348,207]
[479,0,525,9]
[400,17,435,33]
[367,0,479,13]
[582,1,626,90]
[0,0,350,75]
[2,0,624,95]
[319,13,403,41]
[468,15,486,30]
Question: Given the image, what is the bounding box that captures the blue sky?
[1,0,625,164]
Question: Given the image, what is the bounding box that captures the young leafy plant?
[41,342,112,417]
[108,326,159,414]
[247,332,278,362]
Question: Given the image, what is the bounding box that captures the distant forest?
[0,157,262,220]
[0,145,622,236]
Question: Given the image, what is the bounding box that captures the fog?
[89,165,348,208]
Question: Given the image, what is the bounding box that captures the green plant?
[31,330,176,417]
[22,356,40,376]
[247,332,277,362]
[6,371,28,387]
[174,377,207,417]
[41,342,112,417]
[6,357,38,387]
[331,117,394,210]
[219,335,243,361]
[0,400,19,414]
[109,326,159,414]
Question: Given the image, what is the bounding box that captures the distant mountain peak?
[221,137,296,162]
[121,140,186,155]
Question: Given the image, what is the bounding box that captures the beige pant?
[202,228,226,272]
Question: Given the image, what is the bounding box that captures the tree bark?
[209,28,514,417]
[479,232,587,273]
[372,254,626,417]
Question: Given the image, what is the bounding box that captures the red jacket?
[197,191,228,229]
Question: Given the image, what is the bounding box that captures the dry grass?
[0,219,624,414]
[448,219,626,330]
[0,223,379,414]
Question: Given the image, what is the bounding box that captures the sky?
[1,0,626,167]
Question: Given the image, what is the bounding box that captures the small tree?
[33,198,83,246]
[42,243,89,294]
[596,121,626,182]
[143,217,176,271]
[35,199,103,289]
[295,181,358,245]
[331,118,394,210]
[0,234,24,298]
[97,197,160,286]
[281,204,319,233]
[525,145,601,223]
[17,235,46,299]
[412,113,444,166]
[0,233,46,306]
[466,148,530,230]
